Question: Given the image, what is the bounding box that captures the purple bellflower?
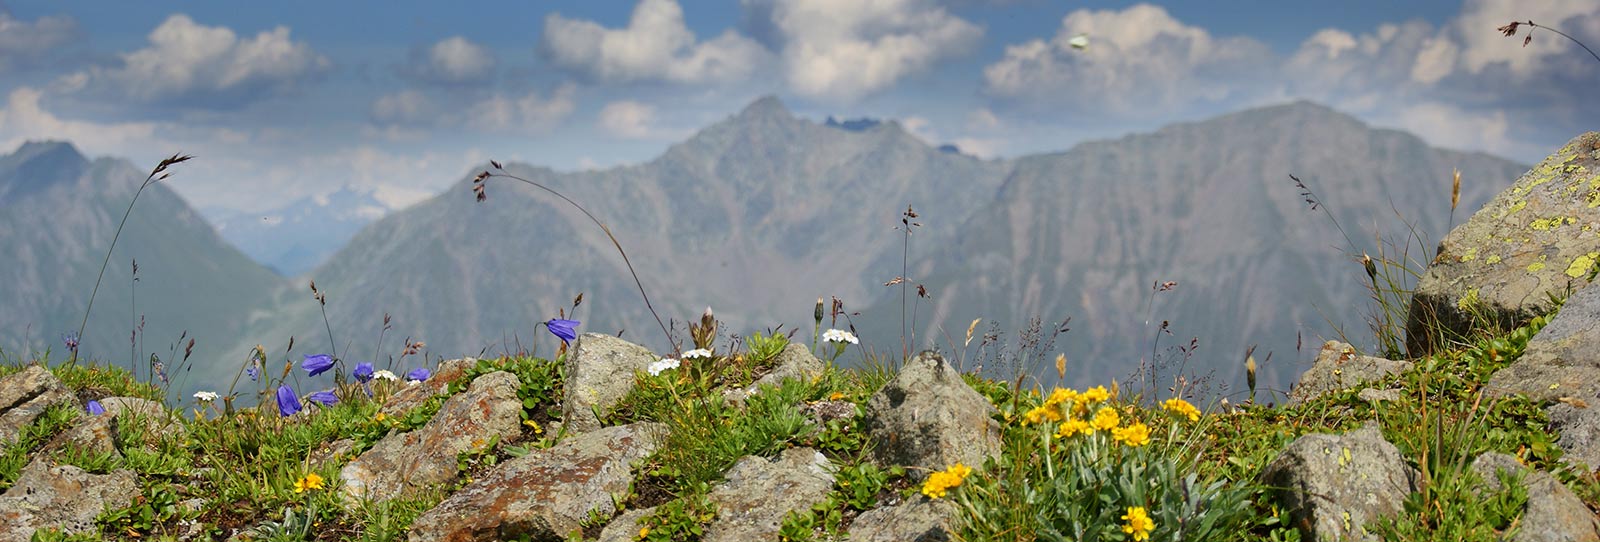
[276,385,302,417]
[302,354,334,377]
[547,318,579,344]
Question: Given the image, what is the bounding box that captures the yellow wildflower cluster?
[1090,406,1120,431]
[1024,385,1115,426]
[293,473,324,494]
[1112,421,1151,447]
[1122,506,1155,541]
[920,463,973,499]
[1161,398,1201,422]
[1056,417,1093,438]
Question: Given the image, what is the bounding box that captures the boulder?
[1287,341,1412,406]
[724,343,825,407]
[864,351,1001,479]
[98,396,183,444]
[381,357,478,416]
[847,497,955,542]
[1485,283,1600,471]
[407,422,666,542]
[0,365,76,445]
[1472,452,1600,542]
[562,333,657,434]
[1258,422,1417,542]
[594,507,656,542]
[342,371,522,503]
[1409,132,1600,356]
[0,461,139,541]
[704,447,836,542]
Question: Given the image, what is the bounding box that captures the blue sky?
[0,0,1595,218]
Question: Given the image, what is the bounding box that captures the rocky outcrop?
[704,447,836,542]
[1472,452,1600,542]
[406,422,665,542]
[1258,422,1417,542]
[381,357,477,416]
[1409,132,1600,356]
[725,343,825,406]
[1485,283,1600,471]
[847,498,955,542]
[864,351,1000,479]
[0,461,139,541]
[0,365,76,445]
[594,507,656,542]
[1287,341,1412,406]
[562,333,656,434]
[342,371,523,503]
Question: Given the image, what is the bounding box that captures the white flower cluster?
[193,391,218,402]
[647,358,681,376]
[683,348,713,359]
[372,370,399,382]
[822,329,859,345]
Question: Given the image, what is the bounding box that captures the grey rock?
[98,396,183,446]
[40,411,118,459]
[725,343,825,407]
[1258,422,1418,542]
[562,333,656,434]
[1472,452,1600,542]
[1409,132,1600,356]
[407,422,666,542]
[1547,403,1600,473]
[847,497,954,542]
[342,371,522,503]
[381,357,478,417]
[1288,341,1411,406]
[1485,284,1600,471]
[1356,388,1402,404]
[0,365,75,445]
[308,438,355,470]
[705,447,836,542]
[594,507,657,542]
[865,351,1001,479]
[0,461,139,541]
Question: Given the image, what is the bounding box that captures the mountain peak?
[737,95,791,120]
[6,140,87,168]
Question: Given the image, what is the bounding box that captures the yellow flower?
[828,391,846,401]
[374,412,387,422]
[1056,417,1093,438]
[524,419,544,434]
[1022,405,1062,425]
[293,473,324,494]
[1112,421,1151,447]
[1044,387,1078,406]
[1161,398,1201,422]
[638,527,650,539]
[1090,406,1120,431]
[920,463,973,499]
[1122,506,1155,541]
[1079,385,1110,404]
[948,463,972,480]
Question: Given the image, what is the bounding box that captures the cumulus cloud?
[67,14,329,107]
[770,0,982,101]
[599,100,657,139]
[400,36,495,85]
[541,0,769,84]
[0,87,159,153]
[983,4,1270,114]
[0,12,78,73]
[371,84,576,135]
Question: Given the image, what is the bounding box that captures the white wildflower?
[822,329,859,345]
[647,358,681,376]
[193,391,218,402]
[372,370,399,382]
[683,348,713,359]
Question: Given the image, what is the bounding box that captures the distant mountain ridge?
[205,187,387,276]
[0,99,1533,398]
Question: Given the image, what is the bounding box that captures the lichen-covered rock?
[847,497,954,542]
[342,371,522,503]
[1409,132,1600,356]
[704,447,835,542]
[1258,422,1417,542]
[594,507,656,542]
[1472,452,1600,542]
[864,351,1000,479]
[1484,283,1600,471]
[380,357,477,416]
[1287,341,1411,406]
[562,333,656,434]
[0,365,76,445]
[407,422,666,542]
[0,461,139,541]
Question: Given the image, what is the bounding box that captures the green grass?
[0,304,1593,541]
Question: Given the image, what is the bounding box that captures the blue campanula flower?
[547,319,579,344]
[353,362,375,383]
[277,385,302,417]
[86,400,105,415]
[307,390,339,406]
[302,354,334,377]
[406,367,431,382]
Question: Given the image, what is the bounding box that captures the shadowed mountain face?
[863,102,1530,396]
[0,142,285,381]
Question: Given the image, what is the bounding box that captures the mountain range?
[0,98,1531,398]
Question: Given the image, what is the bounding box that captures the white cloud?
[0,87,159,152]
[983,4,1270,114]
[599,100,657,139]
[965,107,1000,131]
[69,14,329,106]
[402,36,495,85]
[0,12,78,72]
[771,0,982,101]
[542,0,769,84]
[1453,0,1600,77]
[371,90,435,125]
[370,85,576,135]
